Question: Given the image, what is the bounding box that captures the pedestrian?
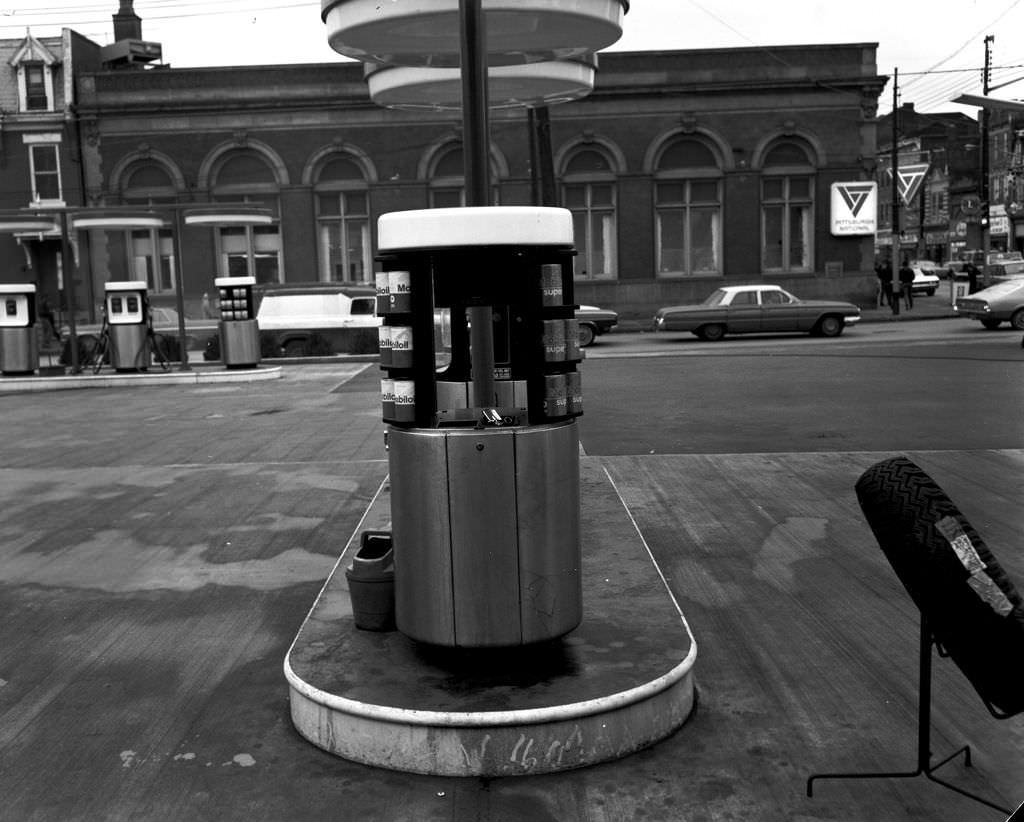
[877,259,894,310]
[898,258,914,311]
[201,292,215,318]
[967,262,979,294]
[37,294,60,342]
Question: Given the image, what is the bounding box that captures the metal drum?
[389,421,581,648]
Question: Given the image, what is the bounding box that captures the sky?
[5,0,1024,116]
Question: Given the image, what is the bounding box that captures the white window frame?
[26,139,63,204]
[17,62,55,113]
[316,189,372,284]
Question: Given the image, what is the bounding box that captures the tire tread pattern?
[855,456,1024,716]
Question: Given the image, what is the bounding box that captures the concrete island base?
[284,458,697,776]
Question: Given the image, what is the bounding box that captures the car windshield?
[702,289,728,306]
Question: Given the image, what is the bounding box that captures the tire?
[578,323,596,348]
[980,318,1002,330]
[855,457,1024,717]
[815,315,844,338]
[282,339,307,358]
[1010,309,1024,331]
[698,323,725,342]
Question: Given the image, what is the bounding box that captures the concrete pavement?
[1,347,1022,820]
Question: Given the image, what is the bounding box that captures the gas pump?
[215,276,260,368]
[104,280,150,371]
[376,206,583,648]
[0,284,38,376]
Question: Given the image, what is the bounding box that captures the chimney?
[112,0,142,42]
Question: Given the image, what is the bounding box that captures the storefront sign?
[830,182,877,235]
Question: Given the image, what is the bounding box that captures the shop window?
[562,147,618,280]
[654,138,721,277]
[761,140,815,273]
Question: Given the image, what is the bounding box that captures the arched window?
[427,142,499,207]
[761,139,815,273]
[119,160,178,295]
[314,154,371,283]
[210,149,282,284]
[654,137,722,277]
[562,147,617,280]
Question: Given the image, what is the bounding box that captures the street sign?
[885,163,930,205]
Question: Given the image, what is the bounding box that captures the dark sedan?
[653,284,861,341]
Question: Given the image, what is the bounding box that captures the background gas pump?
[0,284,38,376]
[215,276,260,369]
[104,280,151,372]
[376,206,582,648]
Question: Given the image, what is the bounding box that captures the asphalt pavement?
[1,306,1022,821]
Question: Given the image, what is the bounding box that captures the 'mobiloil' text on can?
[381,378,395,419]
[393,379,415,422]
[390,325,413,368]
[388,270,412,313]
[375,271,390,314]
[378,325,392,367]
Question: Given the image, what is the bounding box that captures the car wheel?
[283,339,307,358]
[926,289,936,296]
[980,318,1002,330]
[578,323,596,348]
[815,315,844,338]
[698,323,725,342]
[1011,309,1024,331]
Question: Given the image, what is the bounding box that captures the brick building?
[2,23,887,323]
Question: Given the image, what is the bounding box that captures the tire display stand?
[808,456,1024,815]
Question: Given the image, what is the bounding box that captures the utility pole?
[981,35,993,285]
[891,67,901,313]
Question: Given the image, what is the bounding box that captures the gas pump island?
[286,208,697,776]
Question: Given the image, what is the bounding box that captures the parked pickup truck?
[205,283,380,360]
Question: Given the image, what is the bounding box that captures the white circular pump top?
[322,0,626,67]
[104,280,148,292]
[378,207,574,251]
[0,283,36,294]
[214,276,257,287]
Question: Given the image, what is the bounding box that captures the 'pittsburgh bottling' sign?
[830,182,877,236]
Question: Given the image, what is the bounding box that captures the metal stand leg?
[806,616,1010,814]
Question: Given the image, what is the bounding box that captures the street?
[578,318,1024,456]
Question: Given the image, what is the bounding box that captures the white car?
[907,261,941,296]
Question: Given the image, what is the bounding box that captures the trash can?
[0,284,38,376]
[950,273,970,306]
[104,280,150,371]
[345,531,395,631]
[215,276,260,368]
